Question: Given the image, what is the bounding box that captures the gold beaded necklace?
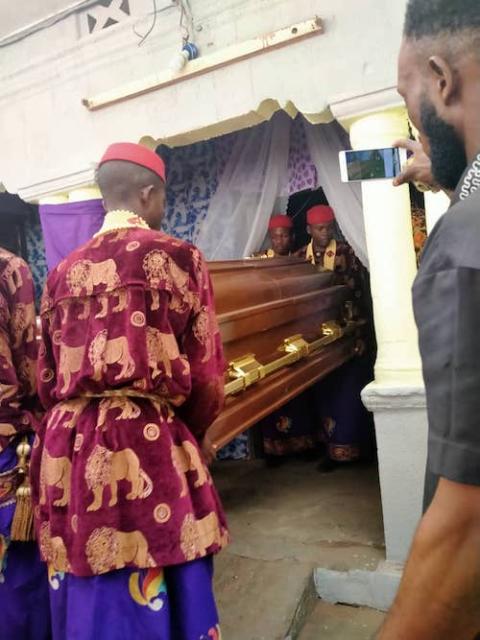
[93,209,150,237]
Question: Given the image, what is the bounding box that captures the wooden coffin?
[207,257,361,449]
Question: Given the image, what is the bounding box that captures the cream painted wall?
[0,0,75,37]
[0,0,408,196]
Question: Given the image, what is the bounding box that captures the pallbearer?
[250,214,295,258]
[266,214,295,257]
[0,247,51,639]
[31,142,228,640]
[304,205,375,470]
[303,204,355,272]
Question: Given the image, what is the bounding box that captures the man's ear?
[306,225,312,236]
[140,184,155,205]
[428,55,457,106]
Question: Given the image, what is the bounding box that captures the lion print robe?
[0,248,38,452]
[0,247,39,565]
[31,224,228,576]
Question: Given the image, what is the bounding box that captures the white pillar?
[424,190,450,234]
[349,110,427,565]
[350,111,422,385]
[38,194,68,205]
[68,186,101,201]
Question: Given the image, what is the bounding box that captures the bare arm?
[378,478,480,639]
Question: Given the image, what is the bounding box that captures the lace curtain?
[303,120,368,268]
[195,114,368,267]
[196,112,291,259]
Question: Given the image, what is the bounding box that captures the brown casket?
[207,257,362,449]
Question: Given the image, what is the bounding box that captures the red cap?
[99,142,166,182]
[307,205,335,225]
[268,215,293,230]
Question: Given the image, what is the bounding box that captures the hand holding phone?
[339,147,408,183]
[392,139,436,190]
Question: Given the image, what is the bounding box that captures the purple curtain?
[39,199,105,271]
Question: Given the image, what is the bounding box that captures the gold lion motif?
[95,289,130,319]
[142,250,168,311]
[17,356,36,394]
[58,299,71,323]
[145,327,181,379]
[59,343,85,394]
[96,397,141,431]
[85,445,153,512]
[66,259,120,296]
[0,384,17,402]
[86,527,155,573]
[193,307,213,363]
[195,512,228,556]
[180,512,227,562]
[2,258,24,295]
[142,250,189,311]
[39,522,71,572]
[171,441,210,497]
[40,450,72,507]
[0,423,17,437]
[40,292,53,316]
[10,302,35,348]
[88,330,135,381]
[0,335,13,369]
[48,398,88,430]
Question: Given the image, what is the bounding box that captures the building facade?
[0,0,448,607]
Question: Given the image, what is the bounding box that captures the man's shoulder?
[0,247,28,272]
[420,190,480,274]
[148,231,202,263]
[0,248,31,285]
[47,229,204,296]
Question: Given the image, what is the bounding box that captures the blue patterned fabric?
[160,134,235,244]
[25,214,48,309]
[216,434,250,461]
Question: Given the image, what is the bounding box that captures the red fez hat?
[306,205,335,225]
[268,214,293,230]
[99,142,166,182]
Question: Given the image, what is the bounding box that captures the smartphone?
[339,147,407,182]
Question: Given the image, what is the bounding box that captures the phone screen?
[344,148,402,181]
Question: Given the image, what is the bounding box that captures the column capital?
[350,108,409,150]
[347,108,422,383]
[68,186,101,202]
[38,194,69,205]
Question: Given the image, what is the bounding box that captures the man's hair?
[96,160,164,202]
[404,0,480,40]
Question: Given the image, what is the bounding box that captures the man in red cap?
[31,142,228,639]
[302,204,375,471]
[267,214,294,257]
[250,214,295,258]
[304,204,346,270]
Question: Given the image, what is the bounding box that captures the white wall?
[0,0,408,195]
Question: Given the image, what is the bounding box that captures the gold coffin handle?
[224,319,360,397]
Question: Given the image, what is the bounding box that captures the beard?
[420,98,467,192]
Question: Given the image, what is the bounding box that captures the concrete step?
[297,601,385,640]
[215,553,315,640]
[212,458,385,639]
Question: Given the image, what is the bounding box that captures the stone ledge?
[362,381,426,411]
[314,561,403,612]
